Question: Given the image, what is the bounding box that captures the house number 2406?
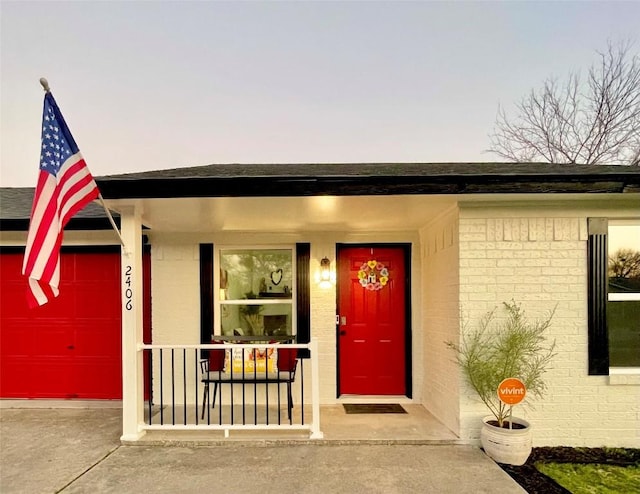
[124,265,133,311]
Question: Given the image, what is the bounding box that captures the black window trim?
[587,218,609,375]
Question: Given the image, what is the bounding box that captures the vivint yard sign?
[497,378,526,406]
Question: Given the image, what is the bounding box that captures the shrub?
[447,301,556,427]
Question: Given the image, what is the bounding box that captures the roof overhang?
[96,163,640,199]
[4,163,639,234]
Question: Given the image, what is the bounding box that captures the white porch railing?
[139,339,322,439]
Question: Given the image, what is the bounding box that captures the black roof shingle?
[0,187,119,230]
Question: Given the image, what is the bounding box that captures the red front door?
[338,246,408,395]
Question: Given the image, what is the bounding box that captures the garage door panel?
[32,327,74,357]
[73,256,120,281]
[75,325,120,357]
[73,358,122,399]
[74,285,121,317]
[0,326,32,356]
[0,358,30,398]
[59,253,76,274]
[0,281,31,316]
[30,360,73,398]
[28,294,76,319]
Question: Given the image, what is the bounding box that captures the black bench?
[200,338,298,420]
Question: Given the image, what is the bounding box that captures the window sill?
[609,368,640,385]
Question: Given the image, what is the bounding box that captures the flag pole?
[39,77,51,93]
[39,77,128,253]
[98,194,127,250]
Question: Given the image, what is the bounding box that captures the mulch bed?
[496,447,640,494]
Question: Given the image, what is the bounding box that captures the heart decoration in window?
[270,268,283,286]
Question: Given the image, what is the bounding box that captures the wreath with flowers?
[358,260,389,291]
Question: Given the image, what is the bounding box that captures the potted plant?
[447,300,556,465]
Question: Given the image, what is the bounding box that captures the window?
[216,248,295,337]
[607,221,640,368]
[588,218,640,374]
[199,243,310,348]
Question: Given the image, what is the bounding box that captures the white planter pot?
[480,416,532,466]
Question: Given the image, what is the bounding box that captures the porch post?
[310,338,324,439]
[119,205,145,441]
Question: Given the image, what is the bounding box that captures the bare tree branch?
[609,249,640,279]
[488,40,640,165]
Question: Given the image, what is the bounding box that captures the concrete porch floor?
[320,404,459,443]
[137,404,461,445]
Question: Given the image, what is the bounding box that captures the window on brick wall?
[588,219,640,374]
[217,248,295,337]
[199,244,310,347]
[607,221,640,368]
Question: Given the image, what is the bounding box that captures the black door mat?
[343,404,407,414]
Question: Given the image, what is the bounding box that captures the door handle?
[340,330,347,336]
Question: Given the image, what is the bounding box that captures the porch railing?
[140,339,322,439]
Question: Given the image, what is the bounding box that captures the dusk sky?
[1,1,639,186]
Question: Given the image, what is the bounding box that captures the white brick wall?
[309,236,339,403]
[458,212,640,448]
[419,206,461,435]
[150,241,201,404]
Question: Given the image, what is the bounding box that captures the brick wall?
[458,211,640,447]
[419,206,461,435]
[149,240,201,404]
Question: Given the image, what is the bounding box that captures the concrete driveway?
[0,408,525,493]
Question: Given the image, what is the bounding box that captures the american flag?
[22,92,99,307]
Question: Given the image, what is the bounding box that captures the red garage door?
[1,247,128,399]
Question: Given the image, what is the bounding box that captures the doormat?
[343,404,406,414]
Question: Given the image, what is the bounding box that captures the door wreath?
[358,260,389,291]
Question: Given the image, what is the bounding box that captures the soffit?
[105,195,457,232]
[104,192,640,233]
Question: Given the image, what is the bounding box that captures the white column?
[119,205,145,441]
[309,338,324,439]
